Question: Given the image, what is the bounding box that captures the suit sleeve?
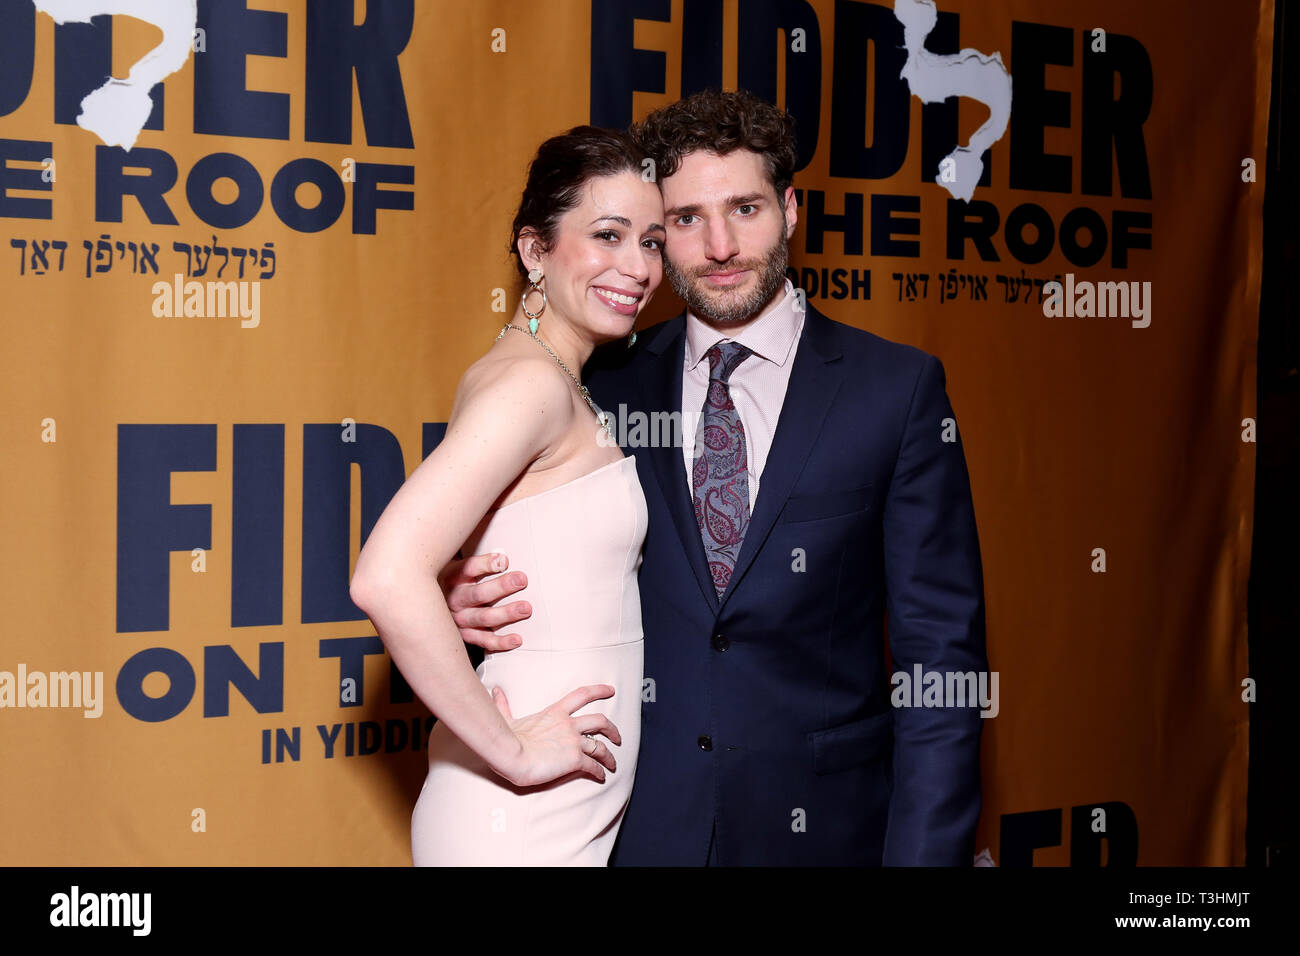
[880,353,988,865]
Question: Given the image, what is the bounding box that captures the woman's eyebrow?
[589,215,666,233]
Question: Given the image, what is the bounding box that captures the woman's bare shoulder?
[448,346,575,443]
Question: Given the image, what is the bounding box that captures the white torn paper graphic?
[893,0,1012,202]
[31,0,197,150]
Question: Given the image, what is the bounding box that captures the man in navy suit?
[448,89,987,865]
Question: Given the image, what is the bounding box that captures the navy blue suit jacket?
[584,303,987,866]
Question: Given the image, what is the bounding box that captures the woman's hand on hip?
[487,683,622,786]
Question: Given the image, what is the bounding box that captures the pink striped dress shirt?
[682,278,807,510]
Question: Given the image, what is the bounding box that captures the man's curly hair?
[630,88,797,197]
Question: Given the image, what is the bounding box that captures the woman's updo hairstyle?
[509,125,650,280]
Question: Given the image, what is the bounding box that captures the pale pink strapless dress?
[411,455,647,865]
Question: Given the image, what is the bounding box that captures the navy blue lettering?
[117,648,196,722]
[194,0,290,140]
[116,425,215,633]
[270,158,345,233]
[204,643,284,716]
[186,152,264,229]
[301,424,405,624]
[305,0,414,147]
[233,424,284,627]
[0,138,52,219]
[352,162,413,234]
[95,146,179,225]
[589,0,669,128]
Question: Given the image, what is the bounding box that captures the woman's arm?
[349,358,619,785]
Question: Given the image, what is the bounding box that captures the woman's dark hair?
[631,88,797,197]
[509,126,650,279]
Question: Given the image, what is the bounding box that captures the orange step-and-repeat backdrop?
[0,0,1270,864]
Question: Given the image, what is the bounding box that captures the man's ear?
[516,228,546,276]
[780,186,798,239]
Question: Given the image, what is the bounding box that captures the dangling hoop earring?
[522,267,547,335]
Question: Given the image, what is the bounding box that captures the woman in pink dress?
[350,127,664,865]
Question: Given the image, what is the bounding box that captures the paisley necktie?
[692,341,754,596]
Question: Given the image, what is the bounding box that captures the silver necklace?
[496,323,613,439]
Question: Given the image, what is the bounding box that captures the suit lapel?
[638,305,846,615]
[719,305,845,610]
[639,317,721,613]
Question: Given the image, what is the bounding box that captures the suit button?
[698,735,713,751]
[711,631,730,652]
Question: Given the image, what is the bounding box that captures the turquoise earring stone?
[528,317,539,336]
[627,331,637,347]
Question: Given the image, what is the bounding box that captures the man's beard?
[664,229,789,325]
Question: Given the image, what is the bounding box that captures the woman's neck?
[511,304,592,380]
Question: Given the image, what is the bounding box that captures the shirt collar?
[685,278,804,372]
